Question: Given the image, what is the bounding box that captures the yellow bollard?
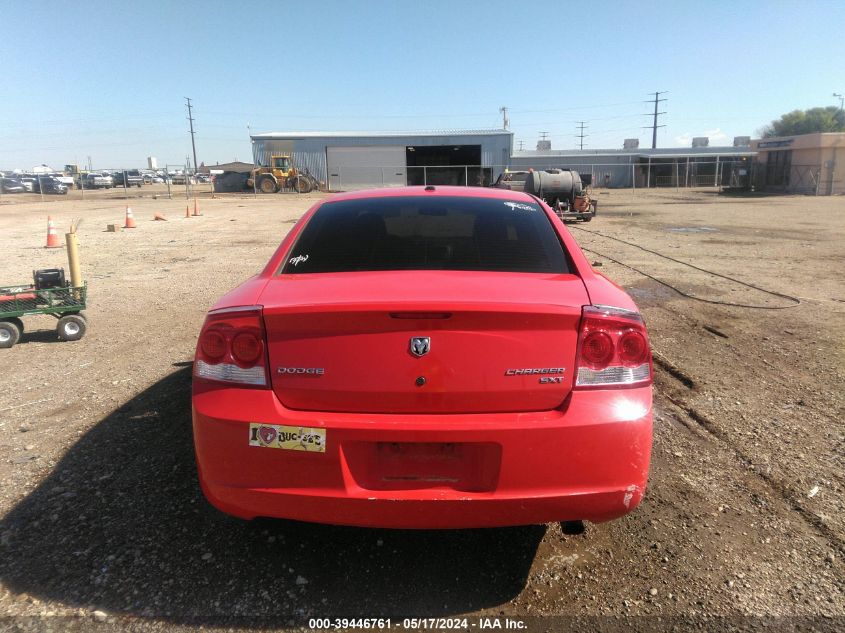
[66,231,82,289]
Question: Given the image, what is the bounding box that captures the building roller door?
[326,146,406,190]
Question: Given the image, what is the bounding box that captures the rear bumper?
[192,385,652,529]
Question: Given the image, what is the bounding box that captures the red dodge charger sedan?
[192,185,652,529]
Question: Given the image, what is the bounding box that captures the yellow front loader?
[248,154,318,194]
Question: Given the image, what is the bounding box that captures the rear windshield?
[282,195,568,274]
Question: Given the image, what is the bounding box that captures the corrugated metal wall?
[252,133,513,188]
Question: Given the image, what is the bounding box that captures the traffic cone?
[192,199,201,216]
[123,206,137,229]
[45,216,61,248]
[153,212,167,221]
[185,205,191,219]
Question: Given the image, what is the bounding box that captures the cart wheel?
[0,320,21,348]
[57,314,87,342]
[7,317,24,334]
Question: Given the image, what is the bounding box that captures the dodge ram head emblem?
[410,336,431,357]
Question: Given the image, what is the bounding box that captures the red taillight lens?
[618,330,648,366]
[575,305,652,388]
[194,307,268,387]
[581,331,614,369]
[231,331,263,365]
[200,330,227,361]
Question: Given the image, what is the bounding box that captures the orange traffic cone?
[45,216,61,248]
[185,205,191,218]
[153,212,167,221]
[123,206,137,229]
[192,199,201,216]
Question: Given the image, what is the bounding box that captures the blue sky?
[1,0,843,169]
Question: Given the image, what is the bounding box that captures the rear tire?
[0,320,22,348]
[292,176,313,194]
[57,314,86,341]
[258,176,277,194]
[7,317,24,334]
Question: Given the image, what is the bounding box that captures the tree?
[760,106,845,137]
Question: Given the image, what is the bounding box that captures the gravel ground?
[0,187,842,631]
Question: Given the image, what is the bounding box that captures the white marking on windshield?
[504,201,534,211]
[289,254,309,266]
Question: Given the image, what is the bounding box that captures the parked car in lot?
[18,177,36,192]
[112,170,143,187]
[170,173,194,185]
[54,174,75,188]
[32,177,68,194]
[1,178,26,193]
[79,173,113,189]
[192,185,653,529]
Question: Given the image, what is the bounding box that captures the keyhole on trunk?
[415,376,426,387]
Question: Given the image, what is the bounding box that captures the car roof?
[323,185,538,204]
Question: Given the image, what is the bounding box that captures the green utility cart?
[0,268,87,348]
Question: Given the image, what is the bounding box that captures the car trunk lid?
[260,271,588,414]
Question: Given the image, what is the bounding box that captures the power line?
[185,97,198,173]
[575,121,588,150]
[643,91,667,149]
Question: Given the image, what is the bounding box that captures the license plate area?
[343,442,501,492]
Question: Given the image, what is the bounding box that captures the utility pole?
[185,97,198,175]
[499,106,509,130]
[576,121,588,150]
[644,91,667,149]
[517,140,525,151]
[834,93,844,111]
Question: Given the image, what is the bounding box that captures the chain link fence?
[755,163,825,195]
[323,161,755,192]
[7,158,835,201]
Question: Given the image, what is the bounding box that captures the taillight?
[574,305,652,388]
[194,307,268,387]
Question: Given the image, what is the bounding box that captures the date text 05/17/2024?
[308,617,527,630]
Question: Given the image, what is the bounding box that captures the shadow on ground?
[0,368,543,623]
[15,330,67,345]
[707,190,785,198]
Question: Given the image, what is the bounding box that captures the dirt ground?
[0,186,842,631]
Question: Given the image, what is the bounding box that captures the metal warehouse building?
[251,130,513,190]
[509,143,756,189]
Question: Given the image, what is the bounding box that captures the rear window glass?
[282,195,568,274]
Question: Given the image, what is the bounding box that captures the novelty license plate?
[248,423,326,453]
